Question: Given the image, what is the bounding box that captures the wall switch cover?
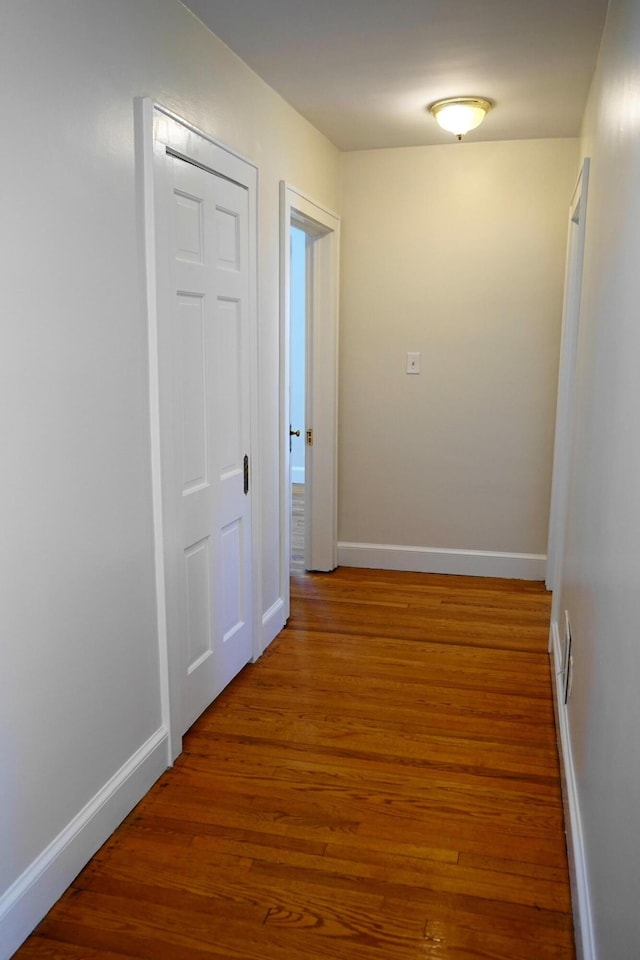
[406,352,421,374]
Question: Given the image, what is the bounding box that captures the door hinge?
[243,454,249,495]
[306,429,313,446]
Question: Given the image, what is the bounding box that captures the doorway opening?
[279,184,340,621]
[289,224,306,576]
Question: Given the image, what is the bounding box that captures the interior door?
[170,153,253,734]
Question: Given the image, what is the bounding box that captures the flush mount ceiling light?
[429,97,493,140]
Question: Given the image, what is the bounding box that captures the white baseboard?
[338,541,546,580]
[549,620,595,960]
[261,597,285,653]
[0,726,168,960]
[290,467,305,485]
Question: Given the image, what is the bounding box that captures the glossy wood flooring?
[16,568,574,960]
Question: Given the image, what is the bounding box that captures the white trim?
[549,621,595,960]
[546,159,590,596]
[338,541,546,580]
[261,597,285,652]
[137,97,173,763]
[150,101,258,172]
[0,728,168,960]
[284,185,339,224]
[279,182,292,620]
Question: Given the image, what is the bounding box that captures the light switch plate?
[406,352,421,374]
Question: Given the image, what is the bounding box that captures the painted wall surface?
[0,0,338,930]
[339,140,577,557]
[560,0,640,955]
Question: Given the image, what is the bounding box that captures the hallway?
[17,569,573,959]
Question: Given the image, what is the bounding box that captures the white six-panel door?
[168,153,253,735]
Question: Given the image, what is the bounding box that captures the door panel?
[221,518,244,639]
[178,294,207,490]
[216,207,240,268]
[217,298,242,473]
[174,190,203,262]
[184,537,212,670]
[170,155,253,735]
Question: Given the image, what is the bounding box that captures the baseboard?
[290,467,305,485]
[0,726,168,960]
[261,597,285,653]
[549,619,595,960]
[338,541,546,580]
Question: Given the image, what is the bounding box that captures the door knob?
[289,428,301,437]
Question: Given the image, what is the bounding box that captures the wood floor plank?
[228,656,555,700]
[15,569,573,959]
[288,604,549,651]
[182,734,561,793]
[188,703,558,764]
[14,940,137,960]
[177,741,561,804]
[165,763,565,841]
[209,687,560,750]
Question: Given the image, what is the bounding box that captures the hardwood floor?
[16,569,574,959]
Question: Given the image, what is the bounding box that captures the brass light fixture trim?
[429,97,493,140]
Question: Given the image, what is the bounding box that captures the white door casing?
[140,101,260,761]
[280,184,340,616]
[546,158,590,616]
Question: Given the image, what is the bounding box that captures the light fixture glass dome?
[429,97,493,140]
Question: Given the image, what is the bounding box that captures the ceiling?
[181,0,608,151]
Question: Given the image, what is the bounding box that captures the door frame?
[546,158,590,615]
[138,99,261,761]
[279,183,340,618]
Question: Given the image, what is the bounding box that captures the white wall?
[557,0,640,955]
[0,1,339,953]
[339,140,578,576]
